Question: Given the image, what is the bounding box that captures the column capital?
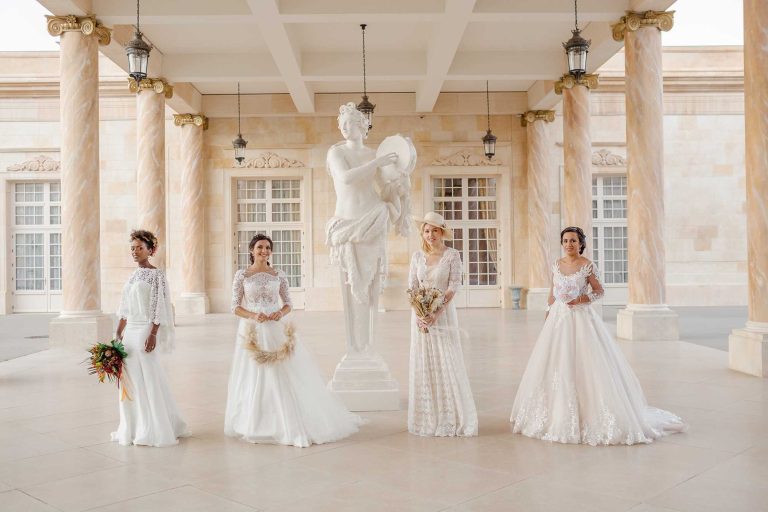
[612,10,675,41]
[521,110,555,127]
[173,113,209,130]
[128,78,174,99]
[46,15,111,46]
[554,73,599,95]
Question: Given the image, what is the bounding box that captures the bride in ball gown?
[510,227,686,446]
[225,234,363,447]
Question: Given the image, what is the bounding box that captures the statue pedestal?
[328,353,400,411]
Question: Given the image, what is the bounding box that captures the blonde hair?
[420,222,445,254]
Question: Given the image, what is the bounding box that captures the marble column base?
[175,293,210,315]
[526,288,550,311]
[616,304,679,341]
[328,353,400,411]
[729,322,768,377]
[49,312,114,349]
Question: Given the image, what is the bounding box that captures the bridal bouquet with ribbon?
[85,339,131,401]
[406,285,445,333]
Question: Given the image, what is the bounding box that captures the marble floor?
[1,309,767,512]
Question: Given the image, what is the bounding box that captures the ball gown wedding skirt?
[226,269,363,447]
[408,248,478,437]
[111,268,189,447]
[510,262,685,445]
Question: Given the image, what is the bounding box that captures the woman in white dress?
[112,230,189,447]
[225,234,363,447]
[408,212,478,437]
[510,227,686,445]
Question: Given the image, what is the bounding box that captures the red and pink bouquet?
[85,339,130,400]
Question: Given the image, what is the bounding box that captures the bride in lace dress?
[408,212,477,437]
[225,234,363,447]
[510,227,686,445]
[112,230,189,447]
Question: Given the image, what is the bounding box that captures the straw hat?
[413,211,453,241]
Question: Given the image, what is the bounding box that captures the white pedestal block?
[729,322,768,377]
[328,353,400,411]
[175,293,210,315]
[526,288,549,311]
[616,304,679,341]
[49,313,114,349]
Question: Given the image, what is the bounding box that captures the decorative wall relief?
[239,152,306,168]
[7,155,61,172]
[591,149,627,166]
[431,149,501,166]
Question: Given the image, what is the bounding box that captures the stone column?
[613,11,678,341]
[555,73,598,251]
[729,0,768,376]
[173,114,210,315]
[522,110,556,310]
[46,15,113,346]
[129,78,173,267]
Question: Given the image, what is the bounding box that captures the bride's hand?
[267,311,283,321]
[252,312,268,323]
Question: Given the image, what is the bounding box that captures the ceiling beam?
[415,0,476,112]
[244,0,315,113]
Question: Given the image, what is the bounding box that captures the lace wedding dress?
[225,269,363,447]
[408,248,478,437]
[112,268,189,447]
[510,261,686,445]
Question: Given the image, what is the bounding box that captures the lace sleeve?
[278,270,293,308]
[148,269,171,325]
[586,262,604,302]
[116,273,132,320]
[408,251,420,289]
[447,249,462,294]
[231,270,245,313]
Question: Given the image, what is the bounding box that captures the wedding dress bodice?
[552,261,604,305]
[117,267,170,324]
[231,269,292,314]
[408,248,462,293]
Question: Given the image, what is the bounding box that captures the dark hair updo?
[560,226,587,255]
[248,234,273,265]
[130,229,158,252]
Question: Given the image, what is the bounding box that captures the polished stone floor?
[1,310,767,512]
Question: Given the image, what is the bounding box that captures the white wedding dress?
[225,269,363,447]
[408,248,478,437]
[510,261,686,445]
[112,268,189,447]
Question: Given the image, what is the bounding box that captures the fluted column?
[555,73,598,250]
[130,78,173,267]
[46,15,113,346]
[729,0,768,376]
[522,110,556,310]
[613,10,678,341]
[173,114,209,315]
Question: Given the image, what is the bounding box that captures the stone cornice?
[7,155,60,172]
[592,149,626,166]
[554,73,599,95]
[173,113,208,130]
[45,15,111,46]
[239,152,306,168]
[128,78,174,98]
[612,11,675,42]
[431,149,502,166]
[520,110,556,127]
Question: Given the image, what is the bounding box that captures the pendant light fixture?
[233,82,248,165]
[125,0,152,82]
[563,0,591,77]
[356,24,375,130]
[482,81,497,160]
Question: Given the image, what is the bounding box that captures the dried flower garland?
[240,322,296,365]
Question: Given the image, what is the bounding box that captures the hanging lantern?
[482,81,497,160]
[125,0,151,82]
[233,82,248,165]
[563,0,591,77]
[356,24,376,130]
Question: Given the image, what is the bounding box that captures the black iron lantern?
[233,82,248,165]
[356,24,375,130]
[563,0,591,77]
[482,81,497,160]
[125,0,151,82]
